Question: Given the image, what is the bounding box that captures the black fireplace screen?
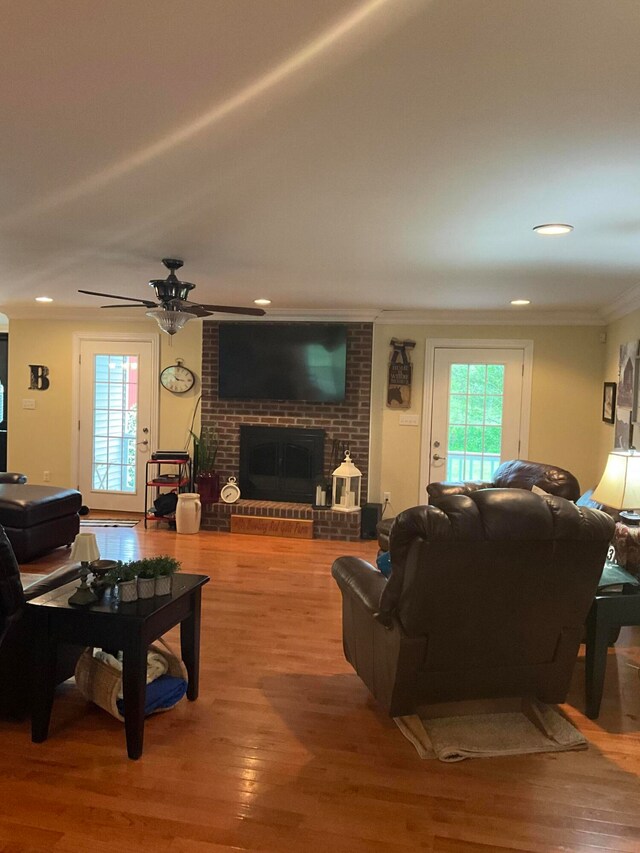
[239,425,325,503]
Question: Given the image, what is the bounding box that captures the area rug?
[395,699,587,762]
[80,519,139,527]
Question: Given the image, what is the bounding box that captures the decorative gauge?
[160,359,196,394]
[220,476,241,503]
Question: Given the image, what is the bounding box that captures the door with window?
[77,338,157,512]
[425,344,531,489]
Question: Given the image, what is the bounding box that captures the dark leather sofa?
[0,525,82,718]
[377,459,580,551]
[332,489,614,716]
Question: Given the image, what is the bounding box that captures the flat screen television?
[218,323,347,402]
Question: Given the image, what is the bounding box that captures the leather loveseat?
[0,524,83,718]
[377,459,580,551]
[333,489,613,716]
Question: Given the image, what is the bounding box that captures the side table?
[584,585,640,719]
[27,573,209,759]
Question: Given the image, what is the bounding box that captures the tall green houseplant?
[191,425,220,503]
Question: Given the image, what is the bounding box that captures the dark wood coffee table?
[27,573,209,759]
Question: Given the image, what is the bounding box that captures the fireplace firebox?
[239,425,325,503]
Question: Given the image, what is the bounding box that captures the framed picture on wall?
[602,382,616,424]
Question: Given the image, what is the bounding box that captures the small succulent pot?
[137,576,156,599]
[118,578,138,603]
[155,574,173,596]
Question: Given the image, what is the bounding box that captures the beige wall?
[369,324,605,513]
[7,318,202,487]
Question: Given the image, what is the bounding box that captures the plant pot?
[155,575,173,596]
[196,472,221,505]
[137,576,156,599]
[118,579,138,603]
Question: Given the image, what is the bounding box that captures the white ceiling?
[3,0,640,324]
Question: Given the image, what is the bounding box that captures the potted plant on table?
[135,559,157,599]
[153,555,181,595]
[105,562,139,603]
[190,425,220,504]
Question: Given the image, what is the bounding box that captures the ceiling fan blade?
[78,289,157,307]
[100,303,149,309]
[185,302,266,316]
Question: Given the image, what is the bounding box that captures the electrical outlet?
[383,491,391,503]
[22,399,36,409]
[43,471,50,482]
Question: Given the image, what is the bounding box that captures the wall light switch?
[22,399,36,410]
[399,413,419,426]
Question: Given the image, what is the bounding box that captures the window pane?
[468,364,486,395]
[486,364,505,395]
[449,395,467,424]
[448,425,466,452]
[467,395,485,425]
[485,396,503,425]
[450,364,468,394]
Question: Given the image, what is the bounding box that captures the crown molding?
[600,282,640,324]
[373,308,605,326]
[2,305,606,326]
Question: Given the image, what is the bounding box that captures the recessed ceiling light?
[533,223,574,235]
[35,296,53,303]
[254,298,271,306]
[511,299,531,306]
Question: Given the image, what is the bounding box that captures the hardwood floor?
[3,523,640,852]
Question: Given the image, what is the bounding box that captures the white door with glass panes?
[426,345,530,488]
[77,338,156,512]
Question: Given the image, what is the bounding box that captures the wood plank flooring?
[2,521,640,852]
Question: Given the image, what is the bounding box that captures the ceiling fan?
[78,258,266,335]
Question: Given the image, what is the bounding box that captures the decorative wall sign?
[28,364,50,390]
[602,382,616,424]
[387,339,415,409]
[615,341,639,449]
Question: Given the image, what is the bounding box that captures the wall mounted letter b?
[29,364,50,391]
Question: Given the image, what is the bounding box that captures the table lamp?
[68,532,100,605]
[591,449,640,524]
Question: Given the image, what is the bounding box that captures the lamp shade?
[70,532,100,564]
[146,308,194,336]
[591,451,640,510]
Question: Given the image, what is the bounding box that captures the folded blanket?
[93,648,170,698]
[116,675,187,717]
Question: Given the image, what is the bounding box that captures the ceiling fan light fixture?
[533,223,574,235]
[254,298,271,306]
[146,307,194,336]
[35,296,53,302]
[510,299,531,306]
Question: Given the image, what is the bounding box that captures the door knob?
[432,453,446,461]
[137,439,149,447]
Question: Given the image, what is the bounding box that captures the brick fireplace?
[199,321,372,539]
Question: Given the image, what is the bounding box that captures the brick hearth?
[203,500,361,541]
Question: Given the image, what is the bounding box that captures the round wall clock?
[220,476,241,503]
[160,359,196,394]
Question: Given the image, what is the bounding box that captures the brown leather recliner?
[377,459,580,551]
[0,525,82,718]
[332,489,614,717]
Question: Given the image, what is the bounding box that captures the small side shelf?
[144,457,192,528]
